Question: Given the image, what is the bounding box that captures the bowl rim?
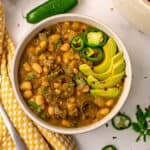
[11,13,132,134]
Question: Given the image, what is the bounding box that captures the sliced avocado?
[93,38,117,73]
[112,58,125,75]
[79,54,125,81]
[79,64,95,76]
[87,71,125,89]
[90,88,122,98]
[112,51,123,64]
[79,64,111,80]
[99,52,124,80]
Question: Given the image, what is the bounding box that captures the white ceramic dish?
[113,0,150,35]
[11,13,132,134]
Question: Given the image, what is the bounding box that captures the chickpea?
[39,54,46,61]
[62,119,71,127]
[74,53,80,59]
[64,21,70,28]
[23,90,33,99]
[35,95,45,109]
[20,81,32,91]
[98,108,110,116]
[71,22,80,31]
[35,46,42,55]
[43,66,49,74]
[105,99,115,107]
[48,55,55,60]
[55,89,61,94]
[48,44,54,52]
[53,83,60,89]
[82,85,90,93]
[48,106,55,116]
[26,46,35,55]
[63,52,73,63]
[42,81,49,87]
[32,63,42,74]
[56,56,61,63]
[73,68,78,74]
[94,97,105,107]
[68,97,76,103]
[48,34,60,44]
[40,40,47,49]
[67,103,76,111]
[60,43,70,51]
[23,62,31,72]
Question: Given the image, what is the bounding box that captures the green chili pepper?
[71,35,84,51]
[112,113,132,130]
[83,28,108,47]
[26,0,78,24]
[102,145,117,150]
[81,47,103,62]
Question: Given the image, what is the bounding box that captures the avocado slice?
[79,53,125,80]
[79,64,112,81]
[87,71,125,89]
[90,88,122,98]
[113,58,125,75]
[93,38,117,73]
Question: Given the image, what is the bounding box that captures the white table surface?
[3,0,150,150]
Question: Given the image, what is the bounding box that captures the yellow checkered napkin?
[0,2,76,150]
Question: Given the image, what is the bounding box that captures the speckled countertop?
[3,0,150,149]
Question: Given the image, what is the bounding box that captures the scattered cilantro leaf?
[27,100,41,113]
[54,40,61,49]
[69,82,75,87]
[41,113,47,120]
[73,75,85,84]
[43,87,49,94]
[27,72,35,81]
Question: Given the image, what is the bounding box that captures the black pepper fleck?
[112,136,117,140]
[105,123,109,127]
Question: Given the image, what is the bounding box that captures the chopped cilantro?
[27,72,35,81]
[27,100,41,113]
[43,86,49,94]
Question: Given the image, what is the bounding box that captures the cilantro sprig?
[132,105,150,142]
[111,105,150,142]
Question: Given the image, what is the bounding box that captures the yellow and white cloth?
[0,2,76,150]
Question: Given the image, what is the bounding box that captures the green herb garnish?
[27,100,41,113]
[74,75,85,84]
[132,105,150,142]
[27,72,35,81]
[69,82,75,87]
[43,87,49,94]
[54,40,61,49]
[40,113,47,120]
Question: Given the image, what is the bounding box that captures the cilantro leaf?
[27,72,35,81]
[27,100,41,113]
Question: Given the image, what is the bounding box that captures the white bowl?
[12,13,132,134]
